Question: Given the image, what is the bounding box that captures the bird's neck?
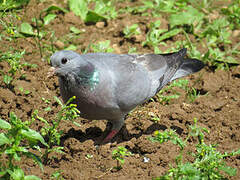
[74,63,100,91]
[85,70,100,91]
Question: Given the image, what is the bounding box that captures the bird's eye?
[61,58,68,64]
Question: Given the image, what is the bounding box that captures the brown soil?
[1,1,240,180]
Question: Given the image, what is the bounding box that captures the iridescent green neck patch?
[89,70,99,91]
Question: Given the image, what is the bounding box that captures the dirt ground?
[0,0,240,179]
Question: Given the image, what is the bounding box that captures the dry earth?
[0,0,240,179]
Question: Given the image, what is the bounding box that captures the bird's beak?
[47,67,56,78]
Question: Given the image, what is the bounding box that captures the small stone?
[148,112,155,117]
[135,35,144,42]
[54,40,65,49]
[143,156,150,163]
[96,21,105,29]
[233,30,240,37]
[112,44,121,54]
[135,154,140,158]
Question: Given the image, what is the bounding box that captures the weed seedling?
[150,119,240,179]
[142,20,182,53]
[0,112,46,180]
[0,50,37,88]
[112,146,132,170]
[123,24,141,39]
[51,170,64,180]
[68,0,117,23]
[33,96,80,164]
[154,79,188,104]
[91,40,114,53]
[18,87,30,95]
[128,46,137,54]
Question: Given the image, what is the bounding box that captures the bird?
[49,48,204,143]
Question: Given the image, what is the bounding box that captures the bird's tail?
[154,48,204,92]
[170,57,204,81]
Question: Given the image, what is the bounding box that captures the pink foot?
[102,130,119,143]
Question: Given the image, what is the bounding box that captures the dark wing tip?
[183,58,205,73]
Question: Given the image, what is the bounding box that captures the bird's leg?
[102,118,124,144]
[102,130,119,143]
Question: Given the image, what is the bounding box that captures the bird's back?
[79,49,204,113]
[80,53,153,113]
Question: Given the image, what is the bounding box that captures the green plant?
[0,11,21,41]
[221,0,240,30]
[128,46,137,54]
[112,146,132,170]
[18,87,30,95]
[186,87,200,103]
[150,119,240,179]
[202,47,239,70]
[51,170,64,180]
[68,0,117,23]
[142,20,181,53]
[32,96,80,164]
[85,154,93,159]
[93,0,117,20]
[28,5,68,58]
[169,6,204,34]
[0,0,29,11]
[166,3,240,70]
[91,40,114,53]
[39,5,68,26]
[0,50,37,87]
[124,0,186,17]
[154,79,191,104]
[123,24,141,39]
[149,112,161,122]
[0,112,47,180]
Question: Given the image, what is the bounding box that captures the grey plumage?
[50,48,204,143]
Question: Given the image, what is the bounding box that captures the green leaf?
[65,44,77,51]
[0,0,30,11]
[10,167,24,180]
[217,56,239,64]
[85,10,106,23]
[43,14,56,25]
[54,96,63,106]
[0,133,11,146]
[91,40,114,53]
[0,118,11,129]
[3,75,13,85]
[20,22,36,36]
[44,107,52,112]
[70,26,82,34]
[24,175,41,180]
[69,0,88,21]
[118,158,125,164]
[179,163,200,178]
[5,146,28,154]
[94,0,117,19]
[0,170,7,176]
[158,28,182,42]
[21,129,48,147]
[73,121,81,127]
[219,165,236,176]
[169,6,204,27]
[42,5,68,14]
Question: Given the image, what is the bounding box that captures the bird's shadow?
[60,122,184,146]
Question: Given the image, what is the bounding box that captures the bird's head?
[48,50,98,89]
[48,50,88,78]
